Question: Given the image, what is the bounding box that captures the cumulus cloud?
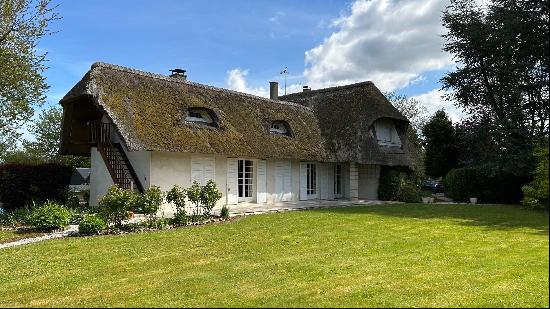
[304,0,453,92]
[411,89,466,123]
[225,69,268,98]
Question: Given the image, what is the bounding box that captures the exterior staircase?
[90,121,144,193]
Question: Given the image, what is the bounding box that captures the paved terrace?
[225,200,400,216]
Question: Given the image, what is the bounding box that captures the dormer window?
[270,121,292,137]
[374,118,401,146]
[185,108,217,127]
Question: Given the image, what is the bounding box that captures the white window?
[374,119,401,146]
[270,121,291,136]
[238,159,254,202]
[186,108,214,124]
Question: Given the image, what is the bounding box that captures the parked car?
[422,179,444,194]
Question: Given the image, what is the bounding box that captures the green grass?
[0,204,548,307]
[0,230,44,244]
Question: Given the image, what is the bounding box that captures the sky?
[35,0,466,138]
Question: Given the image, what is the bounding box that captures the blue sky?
[36,0,464,135]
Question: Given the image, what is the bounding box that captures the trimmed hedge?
[79,215,107,235]
[0,163,73,211]
[444,167,531,204]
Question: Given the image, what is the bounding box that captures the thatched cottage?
[60,62,411,209]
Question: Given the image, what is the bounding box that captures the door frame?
[237,159,255,202]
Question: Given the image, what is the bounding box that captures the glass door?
[334,164,342,198]
[238,159,254,202]
[306,163,317,199]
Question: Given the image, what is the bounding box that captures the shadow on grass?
[316,203,549,235]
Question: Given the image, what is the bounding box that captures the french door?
[238,159,254,202]
[334,164,343,198]
[306,163,317,199]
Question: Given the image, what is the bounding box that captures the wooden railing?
[91,121,143,193]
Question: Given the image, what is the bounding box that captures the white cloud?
[303,0,453,92]
[225,68,268,98]
[411,89,466,123]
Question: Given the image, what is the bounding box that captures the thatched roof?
[280,82,411,166]
[60,62,411,166]
[60,62,328,161]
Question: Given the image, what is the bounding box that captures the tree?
[385,92,430,176]
[423,110,458,178]
[0,0,59,155]
[20,106,90,167]
[521,138,549,210]
[441,0,548,173]
[2,106,90,168]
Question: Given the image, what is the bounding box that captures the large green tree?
[0,0,59,156]
[423,110,458,178]
[441,0,549,173]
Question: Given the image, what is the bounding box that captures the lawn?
[0,230,44,244]
[0,204,548,307]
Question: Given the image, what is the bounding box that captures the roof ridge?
[280,81,375,98]
[91,62,313,111]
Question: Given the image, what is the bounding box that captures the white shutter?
[299,162,307,201]
[191,157,204,185]
[256,160,267,203]
[275,161,284,202]
[226,158,238,205]
[282,161,292,202]
[320,164,328,200]
[204,157,215,183]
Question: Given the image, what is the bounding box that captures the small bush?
[220,205,229,219]
[186,181,202,216]
[0,163,73,211]
[69,208,90,225]
[444,166,530,203]
[98,185,137,227]
[378,167,421,203]
[78,215,107,235]
[200,180,223,216]
[135,186,164,222]
[167,185,187,225]
[0,207,31,227]
[28,201,70,230]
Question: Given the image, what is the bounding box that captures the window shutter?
[191,157,204,185]
[282,161,292,201]
[204,157,215,183]
[299,162,307,201]
[256,160,267,203]
[320,163,328,200]
[226,158,238,205]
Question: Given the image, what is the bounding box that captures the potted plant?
[470,197,478,204]
[421,190,433,204]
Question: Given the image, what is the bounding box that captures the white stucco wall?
[358,164,381,200]
[89,147,114,207]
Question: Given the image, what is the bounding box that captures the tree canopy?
[0,0,59,155]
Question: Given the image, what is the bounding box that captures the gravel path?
[0,225,79,250]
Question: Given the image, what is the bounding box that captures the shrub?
[200,180,223,216]
[0,163,73,211]
[98,185,137,227]
[186,181,202,216]
[378,167,421,203]
[522,140,549,210]
[0,207,31,227]
[78,215,107,235]
[220,205,229,219]
[167,185,187,225]
[28,201,70,230]
[69,208,90,225]
[444,166,530,203]
[135,186,164,222]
